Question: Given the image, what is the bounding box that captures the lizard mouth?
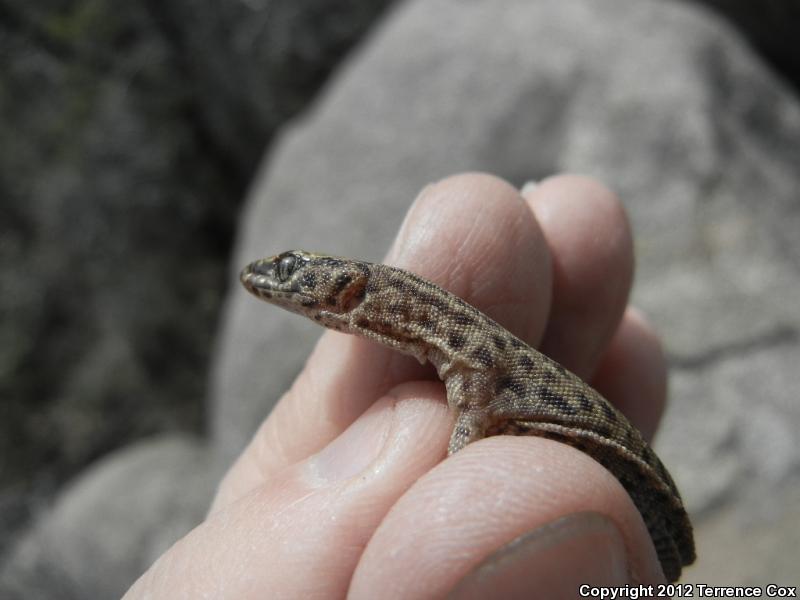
[239,264,279,299]
[239,265,261,294]
[240,262,319,311]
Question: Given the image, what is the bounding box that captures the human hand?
[125,173,669,598]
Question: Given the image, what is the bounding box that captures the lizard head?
[240,250,369,330]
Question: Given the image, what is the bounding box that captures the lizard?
[239,250,696,582]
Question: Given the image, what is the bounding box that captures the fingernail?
[520,180,539,196]
[309,398,393,483]
[449,513,629,599]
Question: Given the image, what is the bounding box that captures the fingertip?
[350,436,664,598]
[389,172,553,345]
[591,307,668,442]
[389,172,533,270]
[525,174,634,378]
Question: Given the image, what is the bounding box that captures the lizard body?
[240,250,695,581]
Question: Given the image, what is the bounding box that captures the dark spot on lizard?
[300,298,318,308]
[495,375,526,397]
[447,332,466,349]
[541,370,556,383]
[593,424,612,439]
[366,281,380,294]
[355,317,370,329]
[537,386,576,415]
[509,337,524,349]
[333,273,352,294]
[600,401,619,423]
[453,313,476,326]
[418,293,448,311]
[626,427,641,447]
[301,272,317,289]
[388,278,409,292]
[470,346,494,368]
[492,334,507,351]
[408,289,424,300]
[577,392,593,412]
[388,302,410,316]
[518,354,535,371]
[418,317,435,330]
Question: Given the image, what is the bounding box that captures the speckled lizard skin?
[240,250,695,581]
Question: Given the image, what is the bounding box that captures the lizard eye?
[277,254,298,282]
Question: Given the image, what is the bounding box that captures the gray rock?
[0,436,217,600]
[0,0,393,574]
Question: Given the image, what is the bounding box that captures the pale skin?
[124,173,670,598]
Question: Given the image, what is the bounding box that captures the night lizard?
[240,250,696,582]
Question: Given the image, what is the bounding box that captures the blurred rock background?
[0,0,393,559]
[1,0,798,597]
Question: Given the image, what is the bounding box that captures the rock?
[0,0,392,568]
[0,436,217,599]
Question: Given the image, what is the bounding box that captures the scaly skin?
[240,250,696,581]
